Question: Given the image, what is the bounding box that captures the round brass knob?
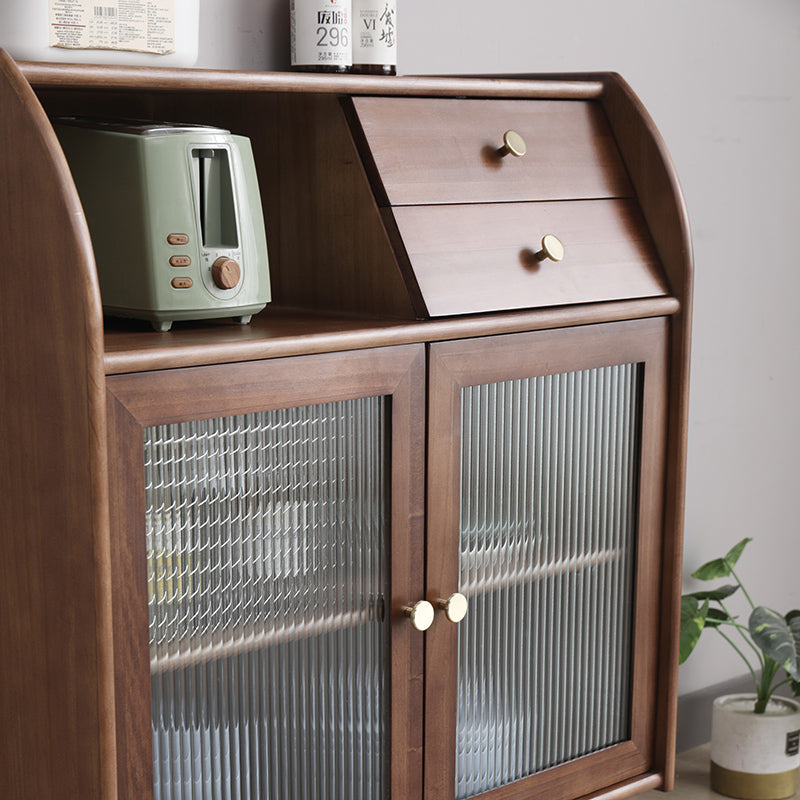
[497,129,527,158]
[212,257,241,289]
[438,592,468,624]
[403,600,435,631]
[534,234,564,263]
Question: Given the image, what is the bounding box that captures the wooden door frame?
[424,318,669,800]
[105,343,427,799]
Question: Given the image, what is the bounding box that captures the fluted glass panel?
[144,398,388,800]
[456,364,642,799]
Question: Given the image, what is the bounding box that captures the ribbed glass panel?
[144,399,388,800]
[456,364,642,799]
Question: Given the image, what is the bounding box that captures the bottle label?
[291,0,352,68]
[352,0,396,66]
[48,0,175,54]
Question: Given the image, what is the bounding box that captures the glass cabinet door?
[106,345,426,800]
[425,319,669,800]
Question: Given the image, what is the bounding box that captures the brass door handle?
[497,129,527,158]
[403,600,435,631]
[534,234,564,263]
[437,592,468,624]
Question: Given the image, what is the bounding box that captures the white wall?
[198,0,800,697]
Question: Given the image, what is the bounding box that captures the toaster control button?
[171,277,193,289]
[167,233,190,245]
[169,255,192,267]
[212,257,241,290]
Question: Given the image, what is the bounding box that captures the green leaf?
[680,595,709,663]
[749,607,800,682]
[787,612,800,679]
[724,538,753,566]
[686,584,739,602]
[691,538,752,581]
[704,607,733,628]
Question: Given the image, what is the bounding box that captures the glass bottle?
[351,0,396,75]
[290,0,352,73]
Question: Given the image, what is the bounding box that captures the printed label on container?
[49,0,175,54]
[353,0,395,66]
[291,0,351,67]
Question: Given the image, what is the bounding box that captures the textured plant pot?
[711,694,800,800]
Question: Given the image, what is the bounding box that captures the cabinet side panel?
[0,51,112,799]
[106,391,154,799]
[601,75,693,789]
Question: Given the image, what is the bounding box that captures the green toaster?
[54,118,271,331]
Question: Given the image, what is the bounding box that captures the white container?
[0,1,199,67]
[711,694,800,800]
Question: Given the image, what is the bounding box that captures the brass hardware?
[497,129,527,158]
[437,592,468,624]
[534,234,564,263]
[403,600,435,631]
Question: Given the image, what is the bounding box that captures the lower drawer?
[390,199,669,317]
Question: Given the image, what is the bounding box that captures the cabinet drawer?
[391,199,669,317]
[351,97,633,206]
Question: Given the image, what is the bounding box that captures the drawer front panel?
[351,97,633,206]
[392,200,669,317]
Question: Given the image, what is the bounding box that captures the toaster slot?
[192,147,239,248]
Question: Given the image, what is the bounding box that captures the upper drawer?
[350,97,633,206]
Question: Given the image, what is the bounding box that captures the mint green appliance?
[54,118,270,331]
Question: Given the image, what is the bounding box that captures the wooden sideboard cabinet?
[0,50,693,800]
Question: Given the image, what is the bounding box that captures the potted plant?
[681,537,800,800]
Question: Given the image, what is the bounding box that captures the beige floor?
[640,745,799,800]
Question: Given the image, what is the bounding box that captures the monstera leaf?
[749,607,800,682]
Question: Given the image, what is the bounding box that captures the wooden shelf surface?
[103,297,680,375]
[20,61,606,98]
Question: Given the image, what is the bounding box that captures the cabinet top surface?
[19,60,609,99]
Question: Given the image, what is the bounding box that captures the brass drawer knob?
[497,129,527,158]
[437,592,468,624]
[403,600,435,631]
[535,234,564,263]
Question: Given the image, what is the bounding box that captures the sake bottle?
[291,0,352,73]
[351,0,396,75]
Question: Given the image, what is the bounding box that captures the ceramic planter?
[711,694,800,800]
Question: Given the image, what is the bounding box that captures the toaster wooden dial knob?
[212,257,241,290]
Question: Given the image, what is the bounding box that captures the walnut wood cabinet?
[0,51,692,800]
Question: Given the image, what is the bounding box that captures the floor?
[641,745,799,800]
